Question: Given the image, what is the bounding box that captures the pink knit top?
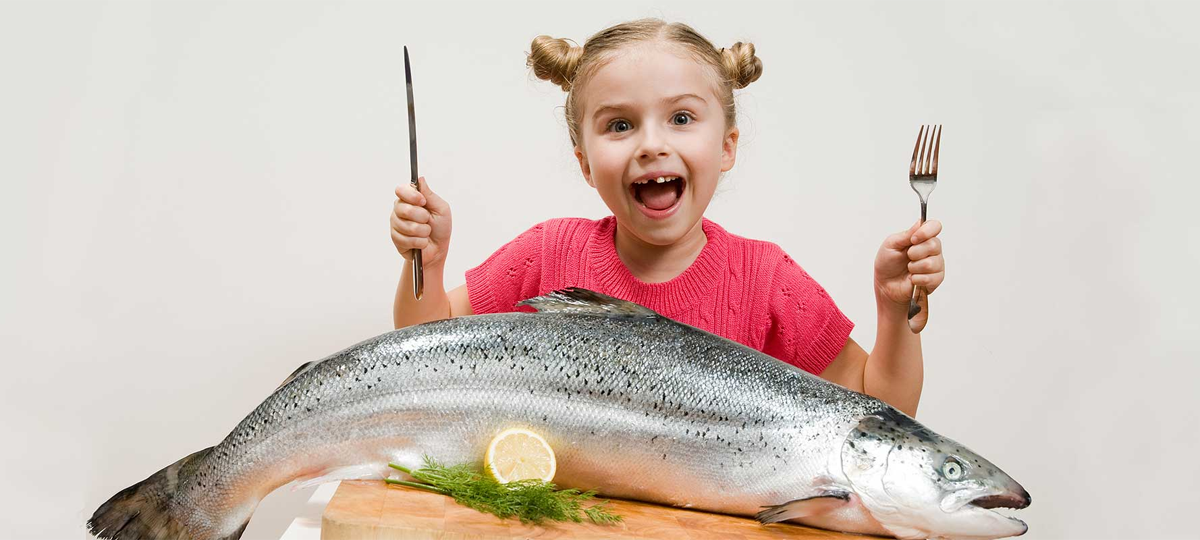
[465,217,853,375]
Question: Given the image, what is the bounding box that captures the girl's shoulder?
[702,219,793,269]
[480,216,611,264]
[519,215,621,251]
[513,215,610,237]
[703,220,829,298]
[539,216,610,235]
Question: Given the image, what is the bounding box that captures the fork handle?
[908,209,929,333]
[908,285,928,332]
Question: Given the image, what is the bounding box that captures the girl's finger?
[391,230,430,250]
[912,271,944,291]
[394,201,432,224]
[907,256,944,275]
[911,219,943,244]
[395,184,428,207]
[392,216,432,238]
[907,237,942,261]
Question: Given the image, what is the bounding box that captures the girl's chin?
[619,209,701,246]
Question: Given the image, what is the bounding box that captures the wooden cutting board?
[322,480,877,540]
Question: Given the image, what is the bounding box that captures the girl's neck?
[612,219,708,284]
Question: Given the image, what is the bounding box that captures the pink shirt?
[465,217,853,375]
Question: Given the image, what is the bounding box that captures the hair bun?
[528,35,584,91]
[721,42,763,89]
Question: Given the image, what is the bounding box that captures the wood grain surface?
[321,480,880,540]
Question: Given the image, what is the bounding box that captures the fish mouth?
[966,491,1031,535]
[970,491,1031,510]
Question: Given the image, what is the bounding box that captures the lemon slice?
[485,427,557,483]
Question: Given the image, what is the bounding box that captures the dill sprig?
[384,456,623,525]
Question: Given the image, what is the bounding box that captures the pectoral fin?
[755,492,851,524]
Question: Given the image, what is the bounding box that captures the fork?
[907,124,940,333]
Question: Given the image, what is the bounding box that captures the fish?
[87,288,1030,540]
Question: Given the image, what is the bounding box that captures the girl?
[389,19,944,417]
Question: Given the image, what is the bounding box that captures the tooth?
[656,177,667,183]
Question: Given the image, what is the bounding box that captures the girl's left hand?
[874,220,945,315]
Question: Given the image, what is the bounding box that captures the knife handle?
[411,248,424,300]
[409,176,424,301]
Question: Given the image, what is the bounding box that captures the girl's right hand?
[391,176,452,268]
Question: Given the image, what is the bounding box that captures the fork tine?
[922,124,933,175]
[910,125,925,176]
[931,125,941,175]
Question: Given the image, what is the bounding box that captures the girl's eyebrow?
[591,93,707,121]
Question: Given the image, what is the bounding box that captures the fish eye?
[942,458,964,481]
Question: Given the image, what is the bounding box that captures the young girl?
[389,19,944,417]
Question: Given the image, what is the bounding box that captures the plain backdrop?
[2,1,1198,538]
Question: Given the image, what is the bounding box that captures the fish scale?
[88,289,1029,540]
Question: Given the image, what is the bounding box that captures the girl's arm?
[819,220,944,417]
[819,309,924,417]
[392,273,475,329]
[391,177,474,329]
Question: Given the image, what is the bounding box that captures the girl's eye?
[672,113,692,125]
[609,120,632,133]
[941,458,964,481]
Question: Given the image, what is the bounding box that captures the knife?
[403,45,423,301]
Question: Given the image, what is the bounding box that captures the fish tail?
[87,446,247,540]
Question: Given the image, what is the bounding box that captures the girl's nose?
[636,126,670,160]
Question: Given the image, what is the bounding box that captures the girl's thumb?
[417,177,447,211]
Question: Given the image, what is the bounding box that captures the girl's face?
[574,42,738,247]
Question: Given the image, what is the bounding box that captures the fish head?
[840,409,1030,540]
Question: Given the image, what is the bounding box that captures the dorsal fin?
[275,361,318,391]
[515,288,659,318]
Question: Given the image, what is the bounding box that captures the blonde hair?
[527,18,763,148]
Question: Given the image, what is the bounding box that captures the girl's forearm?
[393,260,451,329]
[863,299,925,417]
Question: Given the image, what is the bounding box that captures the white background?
[2,1,1197,538]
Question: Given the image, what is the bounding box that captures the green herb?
[384,456,623,525]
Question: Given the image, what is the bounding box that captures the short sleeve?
[760,253,854,374]
[465,223,546,315]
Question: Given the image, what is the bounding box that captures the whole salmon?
[88,288,1029,539]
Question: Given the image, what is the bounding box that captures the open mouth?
[970,492,1030,510]
[631,175,686,212]
[969,491,1030,532]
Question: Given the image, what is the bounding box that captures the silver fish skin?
[87,288,1030,540]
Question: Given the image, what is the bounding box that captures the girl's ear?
[720,127,739,172]
[575,146,595,188]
